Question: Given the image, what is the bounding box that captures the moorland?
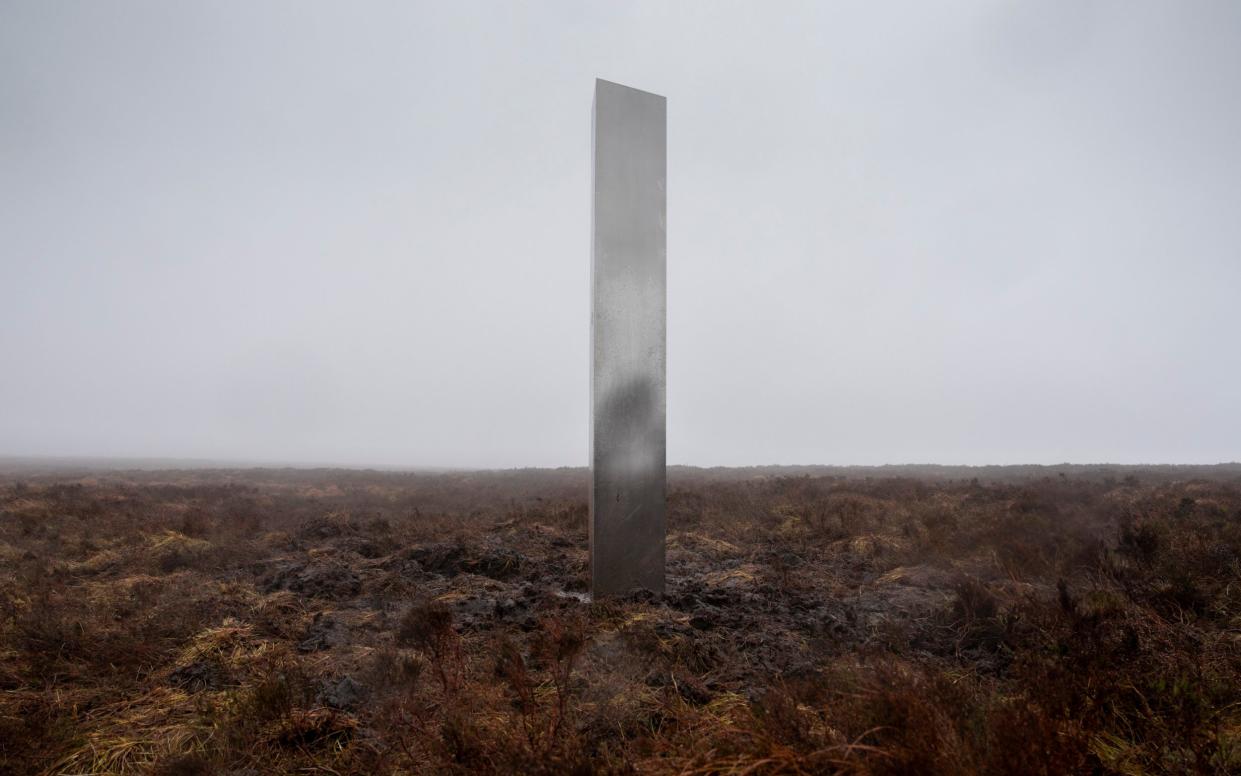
[2,463,1239,774]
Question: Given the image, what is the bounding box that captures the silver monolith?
[590,79,666,597]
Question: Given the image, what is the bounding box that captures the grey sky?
[2,1,1239,468]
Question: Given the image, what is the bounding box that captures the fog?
[2,1,1239,468]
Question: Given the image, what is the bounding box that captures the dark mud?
[2,466,1240,774]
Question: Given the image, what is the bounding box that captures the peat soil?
[1,465,1240,774]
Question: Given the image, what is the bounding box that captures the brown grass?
[1,466,1239,774]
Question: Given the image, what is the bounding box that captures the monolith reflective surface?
[590,79,666,597]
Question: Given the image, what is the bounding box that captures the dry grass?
[1,465,1240,774]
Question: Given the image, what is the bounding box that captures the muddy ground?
[1,465,1239,774]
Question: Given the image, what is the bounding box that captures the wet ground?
[2,465,1239,774]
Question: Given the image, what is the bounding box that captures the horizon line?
[1,453,1239,474]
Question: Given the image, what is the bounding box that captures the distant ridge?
[1,457,1239,484]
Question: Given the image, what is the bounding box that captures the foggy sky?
[2,1,1239,468]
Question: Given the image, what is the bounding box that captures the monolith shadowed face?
[590,79,666,597]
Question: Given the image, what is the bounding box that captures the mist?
[3,1,1239,468]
